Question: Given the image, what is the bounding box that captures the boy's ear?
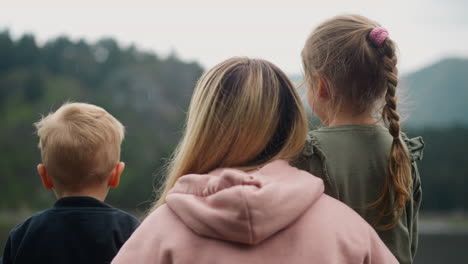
[316,75,330,99]
[37,164,54,190]
[108,162,125,188]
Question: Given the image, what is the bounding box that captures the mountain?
[0,31,204,210]
[402,58,468,128]
[0,29,466,214]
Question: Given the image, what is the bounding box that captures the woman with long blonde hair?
[113,57,396,264]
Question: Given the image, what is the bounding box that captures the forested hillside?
[408,126,468,212]
[0,31,203,211]
[0,31,467,214]
[401,58,468,211]
[402,58,468,127]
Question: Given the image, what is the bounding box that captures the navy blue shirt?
[1,196,140,264]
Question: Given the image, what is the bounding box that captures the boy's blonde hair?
[35,102,125,190]
[152,57,308,210]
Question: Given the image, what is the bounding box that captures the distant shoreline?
[419,213,468,234]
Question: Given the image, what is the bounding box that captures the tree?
[24,71,44,102]
[0,31,14,72]
[15,34,40,68]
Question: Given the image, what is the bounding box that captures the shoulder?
[313,195,393,248]
[300,193,376,242]
[5,209,51,242]
[297,131,324,159]
[11,209,51,232]
[302,129,349,157]
[300,194,393,259]
[121,205,190,245]
[305,129,425,162]
[311,194,372,231]
[97,207,141,239]
[401,134,425,162]
[112,205,192,264]
[141,205,189,236]
[110,207,141,225]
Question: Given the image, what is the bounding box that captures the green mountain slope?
[402,58,468,127]
[0,30,466,214]
[0,31,203,210]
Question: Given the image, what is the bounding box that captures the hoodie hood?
[166,160,324,245]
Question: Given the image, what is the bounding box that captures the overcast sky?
[0,0,466,74]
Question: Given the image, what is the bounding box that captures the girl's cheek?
[307,89,321,113]
[308,89,326,122]
[307,89,315,111]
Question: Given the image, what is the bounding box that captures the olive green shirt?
[293,125,424,264]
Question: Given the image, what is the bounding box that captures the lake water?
[415,233,468,263]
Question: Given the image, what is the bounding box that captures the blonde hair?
[153,57,308,209]
[35,102,125,190]
[302,14,412,230]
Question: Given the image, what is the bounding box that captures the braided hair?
[301,14,412,229]
[371,29,412,230]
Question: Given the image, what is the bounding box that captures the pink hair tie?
[369,27,389,47]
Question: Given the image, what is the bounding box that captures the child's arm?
[411,162,423,260]
[291,135,337,197]
[1,236,13,264]
[112,206,173,264]
[403,135,424,261]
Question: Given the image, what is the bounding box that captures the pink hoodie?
[113,160,397,264]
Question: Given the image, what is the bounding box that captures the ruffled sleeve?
[295,132,339,197]
[401,134,424,261]
[301,133,320,156]
[402,135,424,162]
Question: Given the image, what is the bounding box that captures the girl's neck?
[325,110,378,127]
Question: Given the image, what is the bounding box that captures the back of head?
[35,102,125,191]
[302,14,390,114]
[302,14,412,230]
[154,57,308,208]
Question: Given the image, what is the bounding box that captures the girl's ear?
[108,162,125,188]
[37,164,54,190]
[316,74,330,99]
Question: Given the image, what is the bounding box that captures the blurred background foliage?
[0,31,467,255]
[0,30,204,212]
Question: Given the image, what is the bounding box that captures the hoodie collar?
[166,160,324,245]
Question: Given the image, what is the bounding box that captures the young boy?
[1,103,140,264]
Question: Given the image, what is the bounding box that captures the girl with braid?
[295,14,424,264]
